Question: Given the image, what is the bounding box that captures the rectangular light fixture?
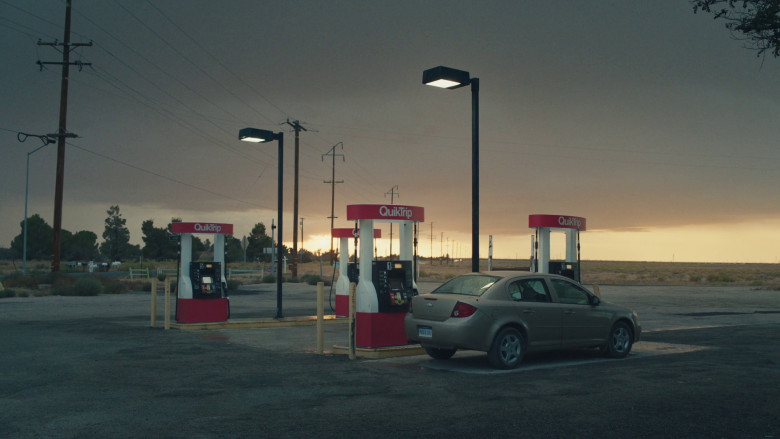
[239,127,275,143]
[422,66,471,89]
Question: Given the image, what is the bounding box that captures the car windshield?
[432,275,500,296]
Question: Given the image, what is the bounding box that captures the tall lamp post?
[239,127,284,318]
[17,133,56,275]
[422,66,480,272]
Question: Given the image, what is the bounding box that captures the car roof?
[462,271,576,282]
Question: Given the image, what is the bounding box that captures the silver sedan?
[404,271,641,369]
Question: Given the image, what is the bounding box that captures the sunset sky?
[1,1,778,263]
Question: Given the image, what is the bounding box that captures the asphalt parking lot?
[1,282,778,438]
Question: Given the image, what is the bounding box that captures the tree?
[100,205,132,261]
[62,230,98,261]
[246,222,273,262]
[10,214,52,260]
[141,219,179,260]
[224,235,244,263]
[692,0,780,58]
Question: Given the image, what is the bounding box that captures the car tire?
[604,321,633,359]
[424,347,457,360]
[487,327,525,369]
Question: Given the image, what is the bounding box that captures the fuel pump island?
[170,221,232,323]
[529,214,586,282]
[347,204,424,348]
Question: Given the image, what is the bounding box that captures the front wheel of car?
[424,347,457,360]
[604,322,633,358]
[487,327,525,369]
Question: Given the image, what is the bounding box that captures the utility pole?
[299,218,304,253]
[384,185,399,257]
[440,232,444,265]
[284,119,307,278]
[322,142,344,265]
[37,0,92,272]
[430,222,434,264]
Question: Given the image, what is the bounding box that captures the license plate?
[418,326,433,338]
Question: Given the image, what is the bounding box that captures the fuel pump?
[372,260,416,312]
[528,214,586,282]
[170,222,232,323]
[346,204,424,348]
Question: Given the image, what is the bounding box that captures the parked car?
[404,271,641,369]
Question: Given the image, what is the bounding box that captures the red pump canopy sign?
[346,204,425,222]
[170,222,234,235]
[528,214,586,231]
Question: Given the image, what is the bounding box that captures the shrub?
[301,274,328,286]
[689,274,702,282]
[226,279,241,291]
[103,281,129,294]
[262,275,276,284]
[56,276,103,296]
[707,272,735,283]
[2,273,38,288]
[0,289,16,299]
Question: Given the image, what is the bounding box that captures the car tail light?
[451,301,477,318]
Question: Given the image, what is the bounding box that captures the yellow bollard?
[316,282,324,354]
[150,278,158,327]
[164,278,172,330]
[348,282,356,360]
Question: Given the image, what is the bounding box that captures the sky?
[1,0,778,263]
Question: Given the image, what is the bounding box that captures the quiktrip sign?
[346,204,424,222]
[170,222,234,235]
[528,214,586,231]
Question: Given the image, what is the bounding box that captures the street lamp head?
[239,127,277,143]
[423,66,471,89]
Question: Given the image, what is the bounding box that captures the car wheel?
[487,327,525,369]
[604,322,633,358]
[424,347,457,360]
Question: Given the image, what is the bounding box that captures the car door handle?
[564,310,576,315]
[522,309,535,314]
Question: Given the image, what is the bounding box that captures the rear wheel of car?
[604,321,633,358]
[487,327,525,369]
[424,347,457,360]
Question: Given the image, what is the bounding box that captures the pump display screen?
[201,276,213,284]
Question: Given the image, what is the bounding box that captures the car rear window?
[432,275,500,296]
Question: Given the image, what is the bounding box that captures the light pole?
[422,66,480,272]
[239,127,284,318]
[17,133,56,275]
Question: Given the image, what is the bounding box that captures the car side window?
[550,279,590,305]
[509,279,551,302]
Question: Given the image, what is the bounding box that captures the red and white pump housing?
[347,204,424,348]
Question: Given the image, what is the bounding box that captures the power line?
[66,140,268,209]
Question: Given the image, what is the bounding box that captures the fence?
[129,267,150,279]
[227,267,266,278]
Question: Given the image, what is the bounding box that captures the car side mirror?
[589,295,600,306]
